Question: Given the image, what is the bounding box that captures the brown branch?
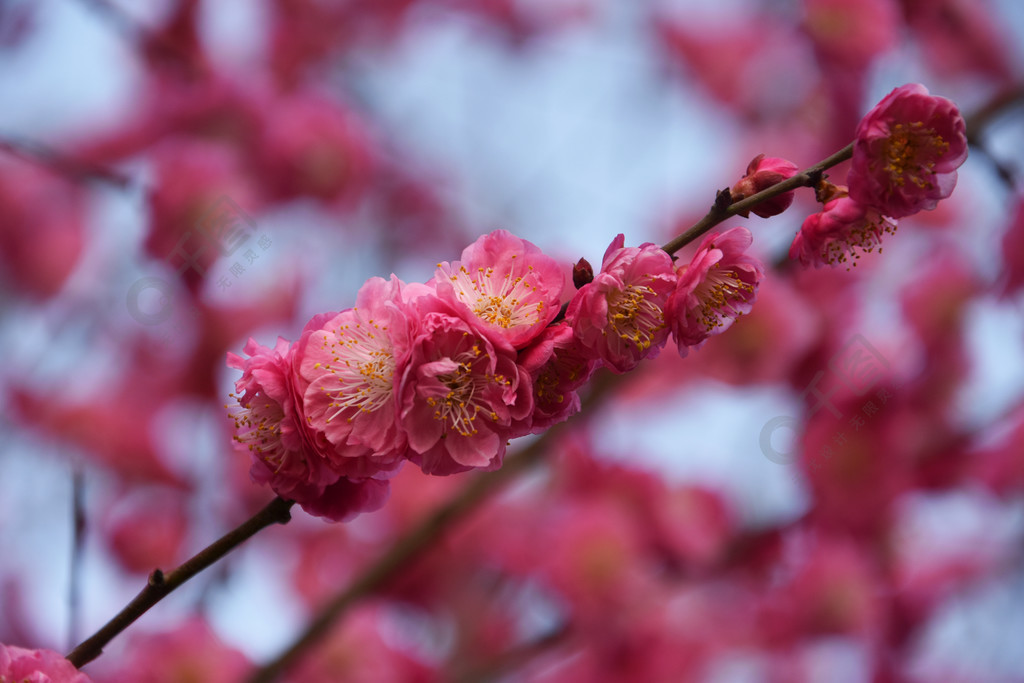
[448,625,572,683]
[660,142,854,255]
[0,135,135,189]
[963,84,1024,189]
[72,0,206,77]
[66,496,296,669]
[964,83,1024,144]
[67,465,87,651]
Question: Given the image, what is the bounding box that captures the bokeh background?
[3,0,1024,680]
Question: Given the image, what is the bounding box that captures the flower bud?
[573,257,594,289]
[731,154,800,218]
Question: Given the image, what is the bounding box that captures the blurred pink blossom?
[801,0,899,69]
[90,618,250,683]
[0,163,85,299]
[254,93,375,204]
[899,0,1016,82]
[103,487,190,575]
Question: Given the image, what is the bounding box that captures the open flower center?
[883,122,950,190]
[229,396,288,471]
[823,214,897,269]
[313,312,396,424]
[693,266,755,331]
[448,259,543,329]
[606,282,664,351]
[426,343,506,436]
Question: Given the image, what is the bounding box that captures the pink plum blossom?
[565,235,676,373]
[399,296,532,475]
[848,83,968,218]
[756,536,883,644]
[282,607,437,683]
[89,617,251,683]
[229,335,336,497]
[434,229,565,349]
[227,332,389,521]
[103,487,189,574]
[790,191,897,268]
[730,154,799,218]
[668,227,764,355]
[144,139,259,294]
[299,276,412,478]
[254,92,375,204]
[0,162,85,300]
[901,0,1015,82]
[517,323,598,432]
[0,645,91,683]
[801,0,898,70]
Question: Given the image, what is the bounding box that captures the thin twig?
[72,0,206,76]
[448,625,571,683]
[0,136,135,189]
[66,496,296,668]
[68,465,86,651]
[962,84,1024,189]
[549,142,856,325]
[660,142,854,255]
[964,83,1024,145]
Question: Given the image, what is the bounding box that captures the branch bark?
[66,496,296,669]
[660,142,854,255]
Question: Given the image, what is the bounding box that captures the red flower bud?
[731,154,800,218]
[573,257,594,289]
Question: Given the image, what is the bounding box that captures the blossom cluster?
[792,83,968,267]
[225,82,967,523]
[228,228,764,520]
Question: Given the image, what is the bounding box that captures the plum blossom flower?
[566,235,677,373]
[255,93,375,204]
[731,154,800,218]
[0,644,91,682]
[90,617,251,683]
[399,297,532,476]
[668,227,764,355]
[517,323,598,433]
[848,83,967,218]
[227,333,389,522]
[790,190,897,268]
[802,0,898,69]
[300,276,411,478]
[434,229,565,349]
[0,162,85,300]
